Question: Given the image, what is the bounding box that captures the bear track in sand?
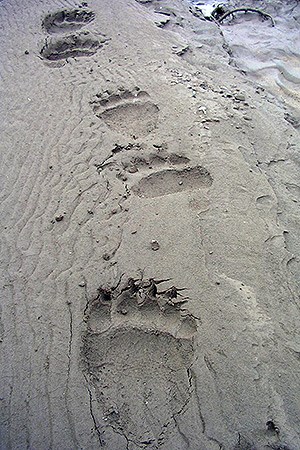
[82,276,198,447]
[42,8,95,34]
[91,87,159,138]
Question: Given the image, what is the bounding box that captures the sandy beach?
[0,0,299,448]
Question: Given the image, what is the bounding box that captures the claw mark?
[82,275,197,446]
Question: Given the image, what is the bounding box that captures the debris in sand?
[196,4,275,27]
[151,240,160,251]
[174,45,190,56]
[211,4,229,21]
[266,420,280,434]
[218,8,275,27]
[155,18,170,28]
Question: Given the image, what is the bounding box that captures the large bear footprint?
[40,31,107,61]
[42,8,95,34]
[82,277,197,447]
[40,7,107,61]
[132,165,213,198]
[91,87,159,137]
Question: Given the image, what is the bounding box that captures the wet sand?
[0,0,299,449]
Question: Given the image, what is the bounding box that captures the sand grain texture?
[0,0,299,449]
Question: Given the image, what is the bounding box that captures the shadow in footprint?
[40,31,107,61]
[132,165,213,198]
[42,9,95,34]
[82,277,197,446]
[122,151,191,174]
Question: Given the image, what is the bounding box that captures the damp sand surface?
[0,0,300,449]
